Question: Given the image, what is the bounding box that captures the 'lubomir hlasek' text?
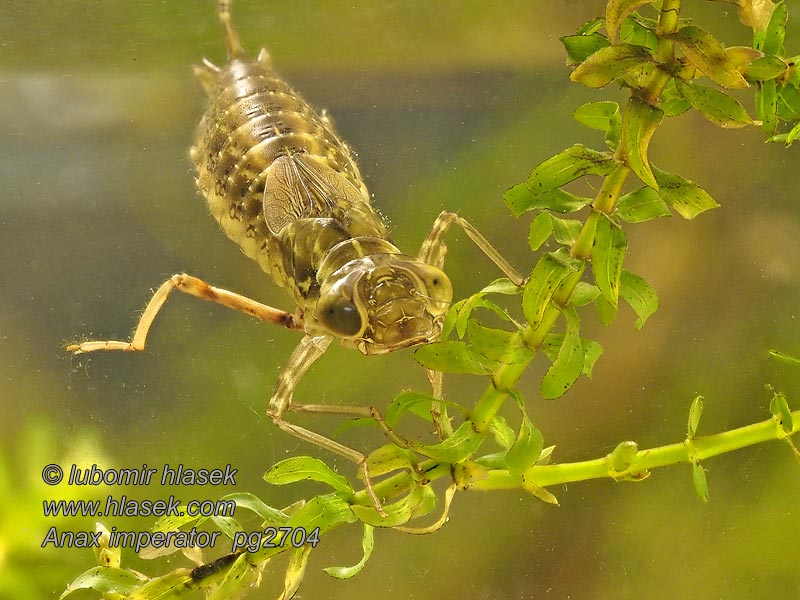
[67,463,237,486]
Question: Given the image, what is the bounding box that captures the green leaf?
[760,1,787,56]
[576,17,605,36]
[768,349,800,366]
[528,212,554,250]
[522,251,583,327]
[351,485,436,527]
[467,321,533,366]
[487,415,517,450]
[527,144,618,194]
[756,79,779,134]
[777,85,800,121]
[386,391,437,426]
[60,567,143,599]
[619,269,658,329]
[221,492,290,525]
[769,391,794,434]
[505,414,545,475]
[743,55,787,81]
[279,545,313,600]
[416,422,484,463]
[527,212,582,250]
[580,339,604,377]
[323,524,374,579]
[207,554,253,600]
[506,184,593,216]
[616,186,671,223]
[608,440,639,475]
[541,306,585,399]
[621,96,663,189]
[414,340,488,374]
[688,395,704,438]
[606,0,654,42]
[455,278,521,337]
[541,334,603,378]
[653,166,720,219]
[127,572,194,600]
[264,456,354,494]
[570,44,653,88]
[678,81,752,128]
[619,14,659,53]
[670,25,749,89]
[661,79,692,117]
[593,214,627,307]
[788,121,800,146]
[692,461,710,503]
[573,101,622,148]
[569,282,601,306]
[366,444,418,476]
[561,33,611,64]
[594,293,617,326]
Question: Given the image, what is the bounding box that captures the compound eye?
[317,297,364,338]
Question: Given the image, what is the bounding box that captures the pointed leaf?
[621,97,663,188]
[221,492,290,525]
[541,306,584,399]
[573,100,622,148]
[756,79,779,134]
[670,26,749,89]
[264,456,354,494]
[608,440,639,475]
[768,349,800,366]
[350,485,434,527]
[653,166,720,219]
[207,554,253,600]
[570,44,653,88]
[678,81,752,128]
[505,414,545,475]
[524,144,618,196]
[619,14,659,52]
[692,461,710,502]
[323,524,375,579]
[467,321,533,366]
[616,186,671,223]
[688,395,704,438]
[523,251,583,327]
[606,0,655,42]
[528,212,554,250]
[619,269,658,329]
[415,422,483,463]
[769,391,793,434]
[366,444,418,476]
[386,391,437,427]
[743,54,787,81]
[487,415,517,450]
[570,282,601,306]
[279,545,313,600]
[594,293,617,326]
[561,33,611,64]
[593,214,627,307]
[414,340,488,374]
[60,567,143,599]
[506,184,593,216]
[759,1,787,55]
[541,334,603,378]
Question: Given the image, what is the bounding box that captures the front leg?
[418,211,525,286]
[267,334,388,515]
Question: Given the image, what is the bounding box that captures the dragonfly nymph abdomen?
[68,0,523,511]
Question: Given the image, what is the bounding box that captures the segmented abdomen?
[191,57,372,281]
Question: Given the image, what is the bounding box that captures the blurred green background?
[1,1,799,598]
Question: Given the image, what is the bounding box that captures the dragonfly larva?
[68,0,523,510]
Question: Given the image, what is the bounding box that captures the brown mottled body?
[191,53,391,311]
